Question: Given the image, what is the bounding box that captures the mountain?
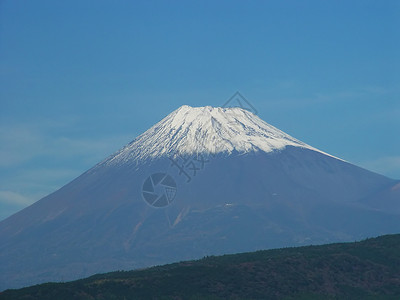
[105,105,329,161]
[0,105,399,290]
[2,234,400,299]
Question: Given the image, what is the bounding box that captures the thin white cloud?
[0,121,131,167]
[0,118,133,220]
[360,156,400,179]
[258,84,395,109]
[0,190,34,206]
[49,135,131,162]
[5,168,81,191]
[0,167,83,221]
[0,126,45,167]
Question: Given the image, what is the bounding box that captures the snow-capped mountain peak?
[105,105,326,165]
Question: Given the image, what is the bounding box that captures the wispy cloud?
[0,190,33,206]
[0,167,85,221]
[360,156,400,180]
[0,118,133,220]
[0,120,131,167]
[0,125,45,167]
[0,190,35,221]
[258,83,395,109]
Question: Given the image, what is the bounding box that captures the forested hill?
[1,234,400,299]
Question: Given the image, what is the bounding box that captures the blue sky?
[0,0,399,220]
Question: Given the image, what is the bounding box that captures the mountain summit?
[1,105,399,290]
[104,105,324,165]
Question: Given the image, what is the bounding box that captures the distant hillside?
[1,234,400,299]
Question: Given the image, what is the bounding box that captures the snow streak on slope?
[104,105,331,166]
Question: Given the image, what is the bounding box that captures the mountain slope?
[1,234,400,300]
[0,105,399,290]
